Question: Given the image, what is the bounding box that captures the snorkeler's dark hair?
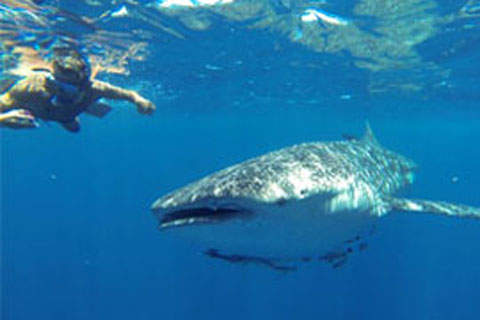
[52,46,83,59]
[51,47,91,85]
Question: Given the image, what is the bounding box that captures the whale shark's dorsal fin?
[362,122,380,146]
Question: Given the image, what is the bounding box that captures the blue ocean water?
[2,1,480,319]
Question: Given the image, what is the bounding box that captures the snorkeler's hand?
[0,109,38,129]
[135,97,156,115]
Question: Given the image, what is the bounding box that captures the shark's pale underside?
[151,125,480,271]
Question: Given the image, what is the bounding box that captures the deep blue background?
[3,102,480,319]
[3,0,480,319]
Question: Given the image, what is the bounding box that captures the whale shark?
[151,124,480,271]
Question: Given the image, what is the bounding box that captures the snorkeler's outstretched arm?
[0,109,38,129]
[91,80,156,115]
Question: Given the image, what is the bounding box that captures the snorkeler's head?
[51,48,91,86]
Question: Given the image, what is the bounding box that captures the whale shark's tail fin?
[387,197,480,220]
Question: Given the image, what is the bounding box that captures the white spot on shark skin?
[213,186,223,197]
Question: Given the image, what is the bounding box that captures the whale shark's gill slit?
[160,206,250,227]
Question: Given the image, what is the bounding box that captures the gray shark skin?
[151,125,480,270]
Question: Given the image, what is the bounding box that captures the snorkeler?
[0,48,156,132]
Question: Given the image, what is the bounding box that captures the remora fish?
[151,125,480,271]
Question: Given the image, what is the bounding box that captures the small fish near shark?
[151,124,480,271]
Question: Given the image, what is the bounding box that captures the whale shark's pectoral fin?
[387,197,480,220]
[204,249,297,272]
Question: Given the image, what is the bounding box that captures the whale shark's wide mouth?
[159,206,251,228]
